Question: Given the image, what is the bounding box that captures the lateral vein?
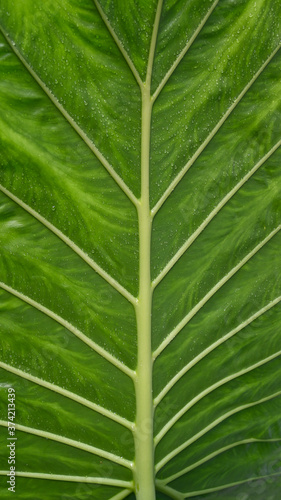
[155,350,281,445]
[152,139,281,289]
[155,390,281,472]
[109,490,134,500]
[0,471,133,488]
[0,362,135,431]
[0,420,132,469]
[146,0,164,84]
[152,43,281,215]
[0,184,137,307]
[152,0,220,103]
[92,0,143,88]
[180,472,281,498]
[0,25,139,207]
[155,482,185,500]
[154,296,281,405]
[161,438,281,485]
[153,225,280,359]
[0,281,135,380]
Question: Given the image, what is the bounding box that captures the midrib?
[133,2,163,497]
[134,0,163,494]
[133,82,155,499]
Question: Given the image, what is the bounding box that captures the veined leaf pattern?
[0,1,281,499]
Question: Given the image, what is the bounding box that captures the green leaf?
[0,1,281,499]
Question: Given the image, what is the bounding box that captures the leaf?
[0,0,281,499]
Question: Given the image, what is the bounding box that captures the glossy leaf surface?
[0,1,281,499]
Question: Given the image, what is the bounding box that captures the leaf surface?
[0,1,281,499]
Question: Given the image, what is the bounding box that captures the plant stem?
[133,83,155,499]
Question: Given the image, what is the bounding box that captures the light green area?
[0,1,281,499]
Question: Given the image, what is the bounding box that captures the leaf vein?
[152,0,220,102]
[0,420,133,469]
[0,281,135,380]
[152,43,281,214]
[109,490,134,500]
[146,0,164,84]
[155,390,281,472]
[92,0,142,87]
[0,362,135,431]
[156,482,185,500]
[154,296,281,405]
[154,226,280,359]
[179,472,281,498]
[0,471,133,488]
[155,350,281,445]
[161,438,281,485]
[152,139,281,289]
[0,184,137,306]
[0,25,139,207]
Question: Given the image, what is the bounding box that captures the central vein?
[133,2,163,498]
[133,82,155,499]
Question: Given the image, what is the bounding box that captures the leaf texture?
[0,0,281,499]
